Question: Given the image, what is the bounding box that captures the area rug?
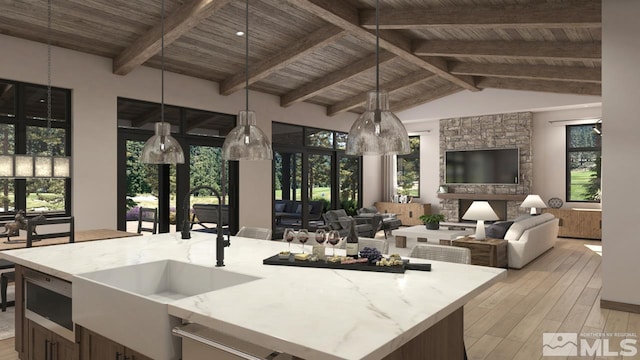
[0,285,15,340]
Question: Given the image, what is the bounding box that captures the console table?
[451,237,508,268]
[374,202,431,226]
[542,208,601,239]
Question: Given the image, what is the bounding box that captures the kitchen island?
[1,232,505,360]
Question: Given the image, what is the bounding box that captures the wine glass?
[315,229,326,245]
[327,230,340,257]
[298,229,309,253]
[284,228,296,252]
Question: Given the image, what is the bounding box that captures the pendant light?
[221,0,273,161]
[140,0,185,164]
[0,0,71,178]
[345,0,410,156]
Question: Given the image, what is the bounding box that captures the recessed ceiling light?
[235,31,245,36]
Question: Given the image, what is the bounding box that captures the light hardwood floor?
[0,238,636,360]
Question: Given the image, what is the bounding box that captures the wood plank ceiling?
[0,0,601,118]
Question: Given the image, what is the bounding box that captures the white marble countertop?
[1,232,505,360]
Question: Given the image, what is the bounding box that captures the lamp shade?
[221,110,273,161]
[462,201,499,221]
[521,195,547,209]
[0,155,14,177]
[521,194,547,215]
[462,201,499,240]
[346,91,410,156]
[141,122,185,164]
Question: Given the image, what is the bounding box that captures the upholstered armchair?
[322,209,381,238]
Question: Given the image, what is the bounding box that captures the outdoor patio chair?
[137,207,158,234]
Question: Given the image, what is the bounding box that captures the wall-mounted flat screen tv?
[445,148,519,184]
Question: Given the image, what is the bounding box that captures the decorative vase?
[426,222,439,230]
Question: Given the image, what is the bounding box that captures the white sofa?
[504,213,559,269]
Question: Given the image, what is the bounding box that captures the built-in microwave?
[23,268,74,342]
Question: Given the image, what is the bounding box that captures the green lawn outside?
[570,169,596,200]
[0,193,66,212]
[274,187,333,201]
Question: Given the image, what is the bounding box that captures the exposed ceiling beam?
[392,84,463,113]
[450,62,601,83]
[284,0,479,92]
[359,1,601,29]
[219,25,347,95]
[280,51,396,107]
[414,41,601,61]
[113,0,232,75]
[477,77,601,96]
[327,70,437,116]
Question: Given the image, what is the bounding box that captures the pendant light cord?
[375,0,379,95]
[245,0,249,113]
[47,0,52,144]
[161,0,165,124]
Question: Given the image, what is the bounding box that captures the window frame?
[565,123,601,203]
[0,78,72,221]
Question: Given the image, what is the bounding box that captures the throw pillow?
[275,203,285,212]
[295,204,302,213]
[485,221,514,239]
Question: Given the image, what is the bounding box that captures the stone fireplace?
[439,112,533,222]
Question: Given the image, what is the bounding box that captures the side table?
[452,237,508,268]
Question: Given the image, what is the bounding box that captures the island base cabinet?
[27,320,76,360]
[78,327,152,360]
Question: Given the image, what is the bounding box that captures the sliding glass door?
[117,98,238,234]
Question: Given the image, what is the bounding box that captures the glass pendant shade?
[346,91,410,156]
[222,110,273,161]
[140,122,185,164]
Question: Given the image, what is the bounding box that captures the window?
[396,136,420,197]
[0,79,72,218]
[567,124,601,202]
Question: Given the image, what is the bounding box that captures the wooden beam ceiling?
[284,0,480,92]
[280,51,396,107]
[219,25,347,95]
[450,62,601,83]
[327,70,437,116]
[477,78,601,96]
[359,1,601,29]
[413,41,601,62]
[113,0,232,75]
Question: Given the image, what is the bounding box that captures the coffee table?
[391,226,473,248]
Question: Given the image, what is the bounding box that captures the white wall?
[0,34,357,230]
[601,0,640,306]
[397,88,601,123]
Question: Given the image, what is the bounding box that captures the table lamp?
[521,194,547,215]
[462,201,499,240]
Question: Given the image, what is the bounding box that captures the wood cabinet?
[79,327,152,360]
[543,208,602,239]
[27,320,75,360]
[374,202,431,226]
